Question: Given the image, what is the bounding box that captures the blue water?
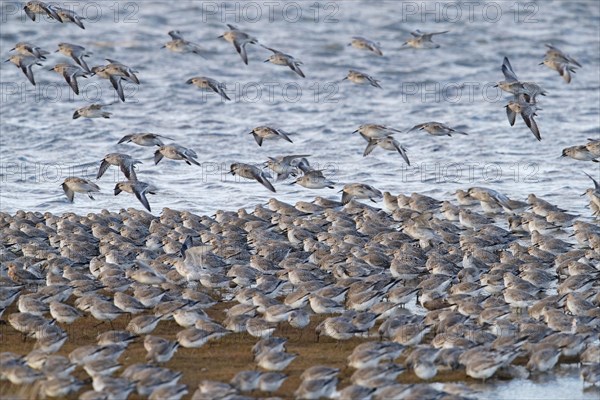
[1,1,599,217]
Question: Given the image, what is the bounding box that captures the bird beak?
[160,45,166,48]
[580,192,586,196]
[48,67,54,70]
[401,42,407,46]
[352,130,358,133]
[217,35,224,39]
[289,181,296,185]
[10,47,15,51]
[538,62,544,65]
[54,49,59,52]
[493,84,498,87]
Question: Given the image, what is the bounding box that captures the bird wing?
[154,150,164,165]
[118,134,134,144]
[584,172,600,190]
[234,41,249,65]
[502,57,519,82]
[169,30,184,40]
[363,139,378,157]
[63,70,79,95]
[522,114,541,141]
[96,159,110,179]
[22,64,36,86]
[24,6,36,21]
[257,174,276,193]
[506,106,517,126]
[133,187,151,212]
[253,133,263,147]
[276,129,293,143]
[394,142,411,166]
[62,183,74,202]
[290,62,305,78]
[109,75,125,102]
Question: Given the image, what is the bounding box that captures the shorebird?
[291,170,335,189]
[118,133,174,147]
[186,76,230,101]
[61,177,100,202]
[264,154,310,181]
[23,1,61,22]
[497,57,547,102]
[348,36,383,55]
[10,42,49,59]
[561,145,598,162]
[97,153,141,180]
[408,122,468,136]
[262,45,305,77]
[342,69,381,88]
[506,96,542,140]
[49,63,87,95]
[163,30,206,56]
[218,24,258,65]
[54,6,86,29]
[230,163,276,192]
[353,124,402,140]
[541,44,581,83]
[249,126,293,146]
[340,183,382,204]
[154,144,200,166]
[114,181,157,212]
[57,43,91,72]
[5,55,42,86]
[402,29,449,48]
[73,103,112,119]
[91,60,140,102]
[363,136,410,165]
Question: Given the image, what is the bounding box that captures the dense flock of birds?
[2,1,600,400]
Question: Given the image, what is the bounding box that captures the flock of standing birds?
[2,1,600,400]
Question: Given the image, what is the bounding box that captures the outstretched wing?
[506,106,516,126]
[109,75,125,102]
[96,160,110,179]
[502,57,519,82]
[134,188,151,212]
[234,41,249,65]
[257,174,276,193]
[64,71,79,95]
[22,65,36,86]
[276,129,293,143]
[394,142,411,166]
[363,139,378,157]
[62,183,74,202]
[522,115,541,141]
[118,134,134,144]
[154,150,164,165]
[584,172,600,190]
